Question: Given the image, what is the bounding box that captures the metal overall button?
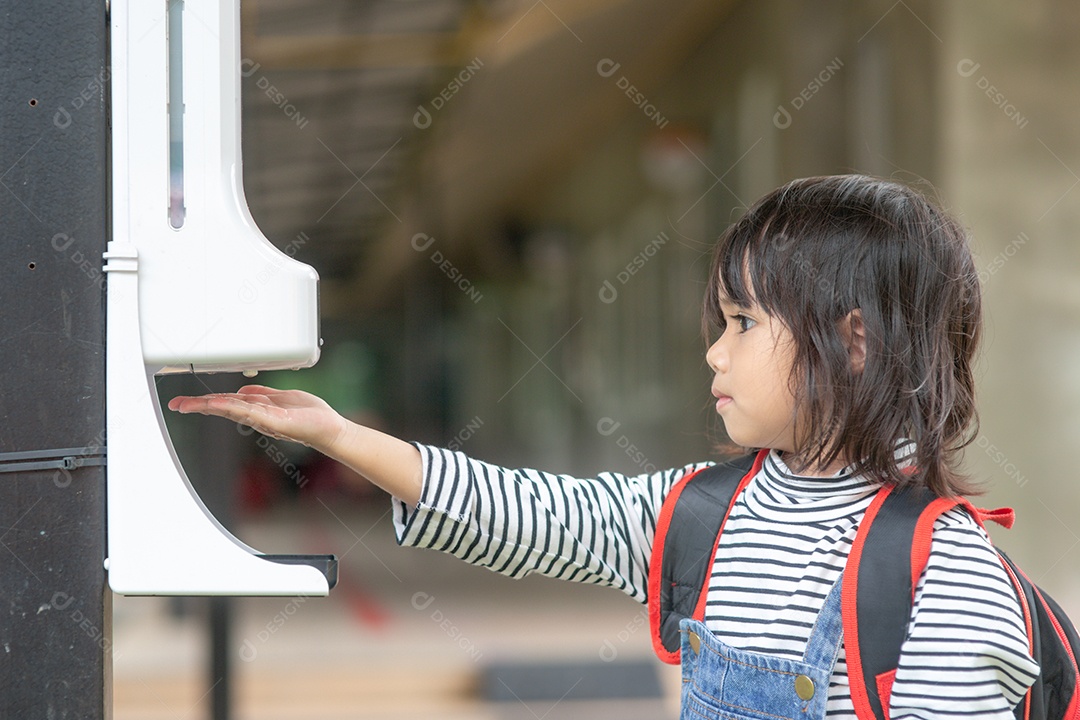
[794,674,815,700]
[687,630,701,655]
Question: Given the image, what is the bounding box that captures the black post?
[0,2,110,718]
[209,596,233,720]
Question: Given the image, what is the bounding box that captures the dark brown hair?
[703,175,981,496]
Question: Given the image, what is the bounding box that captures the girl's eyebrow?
[718,295,755,312]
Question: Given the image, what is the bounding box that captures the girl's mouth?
[712,389,732,412]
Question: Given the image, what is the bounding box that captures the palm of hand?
[167,385,345,450]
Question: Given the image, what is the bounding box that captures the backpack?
[647,449,1080,720]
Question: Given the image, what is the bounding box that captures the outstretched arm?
[168,385,422,505]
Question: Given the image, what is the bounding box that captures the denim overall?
[679,576,844,720]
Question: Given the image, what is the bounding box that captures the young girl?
[170,175,1040,718]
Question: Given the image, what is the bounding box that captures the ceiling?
[239,0,735,314]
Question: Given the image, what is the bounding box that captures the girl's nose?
[706,336,727,373]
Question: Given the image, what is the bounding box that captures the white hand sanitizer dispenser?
[105,0,335,595]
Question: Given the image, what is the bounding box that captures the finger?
[168,395,220,412]
[170,394,251,419]
[237,385,282,395]
[169,393,242,412]
[207,398,296,441]
[226,395,295,429]
[168,395,301,443]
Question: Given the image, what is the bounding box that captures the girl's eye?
[732,314,756,333]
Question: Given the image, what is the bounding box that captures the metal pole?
[209,596,233,720]
[0,1,110,718]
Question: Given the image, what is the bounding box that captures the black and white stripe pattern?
[393,445,1040,717]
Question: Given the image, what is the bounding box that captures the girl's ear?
[840,309,867,374]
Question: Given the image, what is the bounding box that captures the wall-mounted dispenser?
[106,0,336,595]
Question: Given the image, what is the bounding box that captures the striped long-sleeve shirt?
[392,445,1040,717]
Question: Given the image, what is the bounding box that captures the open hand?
[168,385,347,452]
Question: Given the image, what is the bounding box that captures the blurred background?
[123,0,1080,717]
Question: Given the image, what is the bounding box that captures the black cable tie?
[0,447,106,475]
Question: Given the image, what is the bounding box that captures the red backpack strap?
[908,497,963,595]
[843,483,937,720]
[852,495,1034,720]
[648,449,766,664]
[910,499,1014,598]
[970,504,1015,529]
[1000,555,1036,720]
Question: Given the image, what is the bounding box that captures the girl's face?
[706,295,801,455]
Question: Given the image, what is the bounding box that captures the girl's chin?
[718,422,754,449]
[719,426,778,453]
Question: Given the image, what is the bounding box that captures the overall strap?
[802,573,847,672]
[648,450,765,664]
[843,483,936,720]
